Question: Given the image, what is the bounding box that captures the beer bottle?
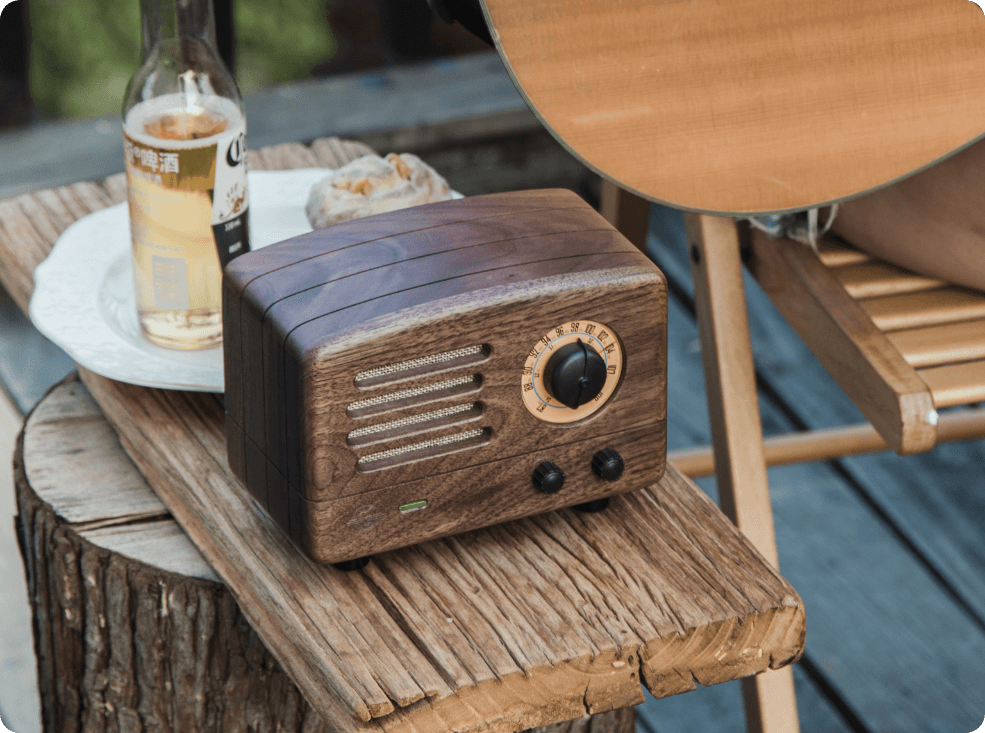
[122,0,249,350]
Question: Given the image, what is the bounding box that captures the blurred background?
[0,0,489,128]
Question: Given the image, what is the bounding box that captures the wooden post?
[685,213,802,733]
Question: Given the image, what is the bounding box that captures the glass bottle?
[122,0,249,350]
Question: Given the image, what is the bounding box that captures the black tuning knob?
[591,449,625,481]
[532,461,566,495]
[543,339,608,409]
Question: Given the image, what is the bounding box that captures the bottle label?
[124,111,249,315]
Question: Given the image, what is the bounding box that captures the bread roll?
[306,153,453,229]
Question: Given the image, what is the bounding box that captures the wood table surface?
[0,137,805,733]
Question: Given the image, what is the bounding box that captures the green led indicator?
[399,500,428,514]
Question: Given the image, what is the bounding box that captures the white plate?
[29,169,458,393]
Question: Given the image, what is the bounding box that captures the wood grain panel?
[259,226,628,483]
[227,190,599,463]
[285,252,661,500]
[286,424,665,564]
[482,0,985,213]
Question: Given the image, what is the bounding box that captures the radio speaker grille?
[354,344,488,388]
[347,403,482,447]
[347,345,490,470]
[357,428,491,470]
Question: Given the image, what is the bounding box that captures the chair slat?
[817,238,871,268]
[835,262,946,299]
[918,360,985,408]
[861,289,985,332]
[887,319,985,369]
[748,232,936,455]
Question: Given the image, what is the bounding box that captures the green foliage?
[29,0,142,119]
[28,0,336,119]
[234,0,336,94]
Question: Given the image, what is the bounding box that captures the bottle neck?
[140,0,217,56]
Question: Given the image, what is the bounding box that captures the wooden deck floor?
[2,203,983,733]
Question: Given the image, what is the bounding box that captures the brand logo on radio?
[348,505,384,533]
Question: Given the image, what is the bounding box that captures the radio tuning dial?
[543,340,608,409]
[521,319,624,424]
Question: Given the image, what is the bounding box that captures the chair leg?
[685,213,801,733]
[599,179,651,251]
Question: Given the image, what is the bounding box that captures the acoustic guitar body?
[483,0,985,214]
[223,189,668,564]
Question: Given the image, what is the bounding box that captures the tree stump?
[14,376,635,733]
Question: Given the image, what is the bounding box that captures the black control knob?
[591,449,625,481]
[532,461,566,495]
[543,340,608,409]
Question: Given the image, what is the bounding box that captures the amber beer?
[124,94,249,349]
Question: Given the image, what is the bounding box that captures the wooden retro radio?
[223,189,668,565]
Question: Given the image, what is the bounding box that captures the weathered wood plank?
[83,362,804,732]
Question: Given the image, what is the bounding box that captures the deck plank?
[638,663,852,733]
[0,285,75,414]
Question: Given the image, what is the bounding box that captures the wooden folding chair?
[672,214,985,475]
[602,179,985,733]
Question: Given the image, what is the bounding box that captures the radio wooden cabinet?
[223,189,668,564]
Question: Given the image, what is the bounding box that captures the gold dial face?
[521,320,624,424]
